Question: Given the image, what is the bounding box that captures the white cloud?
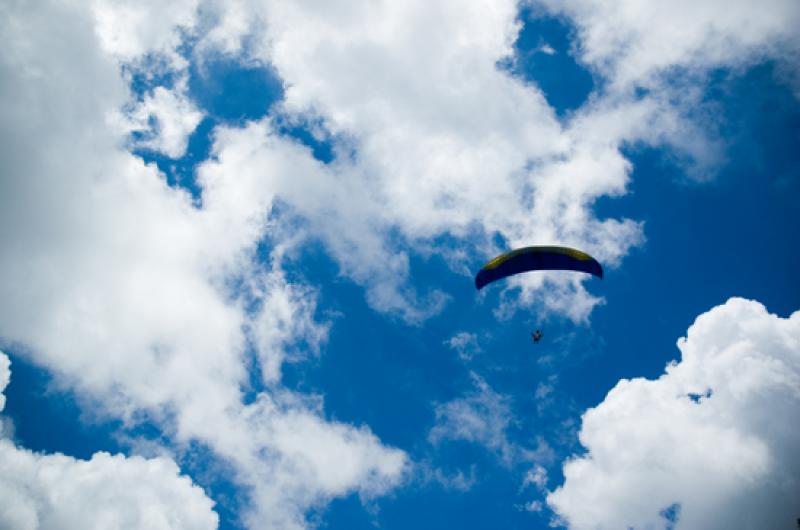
[538,43,556,56]
[0,444,219,530]
[90,0,198,66]
[0,351,218,530]
[548,298,800,530]
[123,81,203,158]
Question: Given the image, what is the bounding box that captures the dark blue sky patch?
[503,9,595,117]
[687,389,712,403]
[1,350,123,459]
[278,246,453,450]
[323,463,551,530]
[660,502,682,529]
[271,236,513,451]
[708,62,800,188]
[133,116,215,203]
[238,345,264,407]
[188,56,284,124]
[273,116,336,165]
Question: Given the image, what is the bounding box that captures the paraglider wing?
[474,246,603,290]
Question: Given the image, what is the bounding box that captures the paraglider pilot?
[531,330,543,343]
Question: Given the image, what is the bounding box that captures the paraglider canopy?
[475,245,603,290]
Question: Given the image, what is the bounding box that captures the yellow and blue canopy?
[475,245,603,290]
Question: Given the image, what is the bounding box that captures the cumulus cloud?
[548,298,800,530]
[0,446,219,530]
[0,351,218,530]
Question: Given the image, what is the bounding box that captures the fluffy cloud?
[0,445,219,530]
[548,298,800,530]
[0,351,218,530]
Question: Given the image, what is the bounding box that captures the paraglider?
[474,245,603,290]
[531,329,543,343]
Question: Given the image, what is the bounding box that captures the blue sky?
[1,2,799,530]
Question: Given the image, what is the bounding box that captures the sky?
[0,1,799,529]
